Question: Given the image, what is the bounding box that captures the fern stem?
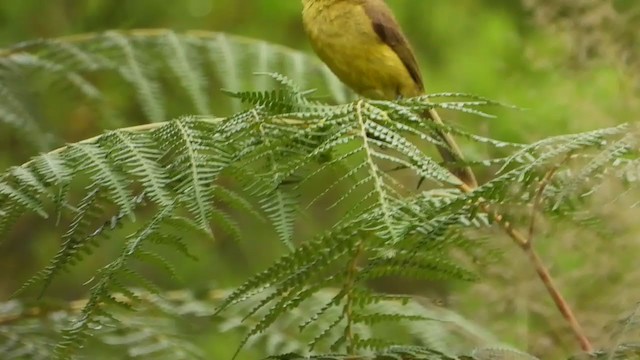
[19,119,223,169]
[459,180,594,353]
[523,242,592,351]
[356,101,396,242]
[454,148,592,352]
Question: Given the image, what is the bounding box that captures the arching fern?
[0,29,352,152]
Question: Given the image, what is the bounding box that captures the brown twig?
[458,161,594,353]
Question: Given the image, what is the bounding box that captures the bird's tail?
[424,108,477,188]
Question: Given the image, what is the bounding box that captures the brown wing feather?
[363,1,424,91]
[363,1,478,187]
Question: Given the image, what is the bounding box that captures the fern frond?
[0,82,49,149]
[259,189,298,249]
[162,31,209,115]
[472,347,541,360]
[0,173,49,220]
[0,30,352,149]
[267,347,462,360]
[3,52,101,100]
[155,118,229,235]
[54,204,176,358]
[87,143,139,207]
[1,54,636,360]
[102,130,172,207]
[499,124,629,172]
[2,287,509,359]
[14,188,108,297]
[104,31,165,123]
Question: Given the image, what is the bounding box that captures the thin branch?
[458,164,593,353]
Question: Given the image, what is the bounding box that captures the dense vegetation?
[1,1,639,359]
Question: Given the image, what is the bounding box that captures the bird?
[301,0,477,188]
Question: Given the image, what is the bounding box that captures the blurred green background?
[1,0,639,358]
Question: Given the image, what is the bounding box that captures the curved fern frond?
[53,205,176,358]
[0,30,352,149]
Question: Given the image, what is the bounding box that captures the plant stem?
[458,178,594,353]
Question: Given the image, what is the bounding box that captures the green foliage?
[0,30,639,360]
[0,290,209,359]
[0,288,505,359]
[0,29,350,152]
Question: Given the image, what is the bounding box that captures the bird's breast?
[302,2,418,99]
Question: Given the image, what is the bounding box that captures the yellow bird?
[301,0,477,188]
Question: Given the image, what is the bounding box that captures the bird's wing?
[363,0,424,91]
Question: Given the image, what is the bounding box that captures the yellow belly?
[302,1,421,100]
